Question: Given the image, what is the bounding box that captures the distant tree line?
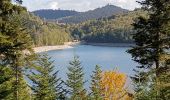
[33,9,79,20]
[13,12,71,46]
[57,5,128,24]
[0,0,169,100]
[70,10,148,43]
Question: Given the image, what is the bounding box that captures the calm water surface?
[45,45,137,88]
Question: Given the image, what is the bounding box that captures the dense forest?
[14,5,147,45]
[14,12,71,46]
[33,9,79,20]
[70,9,148,43]
[0,0,169,100]
[16,8,145,46]
[57,5,128,24]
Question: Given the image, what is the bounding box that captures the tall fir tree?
[0,65,32,100]
[0,0,34,99]
[27,54,64,100]
[90,65,103,100]
[128,0,170,99]
[66,56,87,100]
[0,64,13,99]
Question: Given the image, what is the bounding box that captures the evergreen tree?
[90,65,103,100]
[0,0,34,99]
[159,57,170,99]
[66,56,87,100]
[0,65,32,100]
[0,65,13,99]
[28,54,64,100]
[128,0,170,99]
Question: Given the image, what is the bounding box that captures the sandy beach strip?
[33,45,73,53]
[33,42,80,53]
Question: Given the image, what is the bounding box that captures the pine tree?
[66,56,87,100]
[0,65,13,99]
[0,65,32,100]
[28,54,64,100]
[0,0,34,99]
[128,0,170,99]
[90,65,103,100]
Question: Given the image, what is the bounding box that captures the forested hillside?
[15,9,147,45]
[1,0,169,100]
[58,5,128,24]
[33,9,79,20]
[70,9,147,43]
[15,12,71,46]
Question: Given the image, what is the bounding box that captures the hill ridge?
[33,4,129,23]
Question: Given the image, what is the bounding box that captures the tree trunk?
[14,58,19,100]
[155,59,160,99]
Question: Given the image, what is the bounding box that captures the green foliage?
[90,65,103,100]
[28,54,64,100]
[0,65,13,99]
[66,56,87,100]
[0,65,31,100]
[6,76,32,100]
[128,0,170,99]
[70,10,147,43]
[132,69,157,100]
[0,0,35,99]
[12,12,71,46]
[58,5,128,24]
[159,58,170,99]
[33,9,79,20]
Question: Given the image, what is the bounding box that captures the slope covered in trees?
[16,12,71,46]
[33,9,79,20]
[1,0,169,100]
[70,9,147,43]
[58,4,128,24]
[25,7,147,45]
[20,9,147,45]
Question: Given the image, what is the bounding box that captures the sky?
[21,0,142,12]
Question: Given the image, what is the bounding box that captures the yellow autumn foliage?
[100,70,131,100]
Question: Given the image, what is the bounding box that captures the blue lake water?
[44,44,138,89]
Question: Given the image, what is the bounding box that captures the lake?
[45,44,138,89]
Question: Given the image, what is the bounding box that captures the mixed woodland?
[0,0,169,100]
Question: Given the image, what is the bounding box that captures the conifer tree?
[90,65,103,100]
[128,0,170,99]
[66,56,87,100]
[0,65,13,99]
[0,0,34,99]
[0,65,32,100]
[28,54,63,100]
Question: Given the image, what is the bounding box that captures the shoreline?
[83,42,135,47]
[33,42,135,53]
[33,42,80,53]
